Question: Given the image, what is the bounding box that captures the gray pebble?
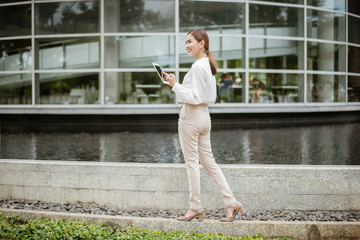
[1,199,359,222]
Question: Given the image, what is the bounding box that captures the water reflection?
[1,123,359,165]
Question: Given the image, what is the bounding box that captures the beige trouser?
[178,103,237,210]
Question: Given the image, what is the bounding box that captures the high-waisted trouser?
[178,103,237,211]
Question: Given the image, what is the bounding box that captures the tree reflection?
[116,0,173,32]
[36,2,99,34]
[0,4,31,37]
[118,0,145,31]
[180,1,244,32]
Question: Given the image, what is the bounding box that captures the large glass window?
[0,0,357,107]
[179,35,244,68]
[0,39,32,71]
[105,36,175,68]
[105,72,174,104]
[307,0,345,11]
[104,0,175,33]
[307,42,346,72]
[307,74,346,102]
[180,0,245,33]
[36,37,99,70]
[36,73,100,104]
[307,9,345,41]
[249,73,304,103]
[0,4,31,37]
[249,4,304,37]
[349,46,360,74]
[348,76,360,102]
[349,16,360,45]
[249,38,304,70]
[0,74,31,104]
[36,1,99,34]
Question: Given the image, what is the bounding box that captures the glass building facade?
[0,0,359,112]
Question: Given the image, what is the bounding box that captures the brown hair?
[187,29,217,76]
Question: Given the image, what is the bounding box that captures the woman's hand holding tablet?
[152,63,169,85]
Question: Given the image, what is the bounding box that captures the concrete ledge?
[1,208,360,239]
[0,103,360,115]
[1,159,360,211]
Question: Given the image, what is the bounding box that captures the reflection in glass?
[37,73,100,104]
[249,73,304,103]
[0,74,31,104]
[36,1,99,34]
[307,74,346,102]
[105,36,175,68]
[36,37,99,70]
[0,0,29,3]
[349,15,360,45]
[307,0,345,11]
[307,42,345,72]
[249,38,304,69]
[349,46,360,74]
[348,0,360,15]
[0,40,32,71]
[105,72,175,104]
[179,35,244,68]
[104,0,175,32]
[180,0,244,33]
[348,76,360,102]
[251,0,303,4]
[307,9,345,41]
[250,4,304,37]
[0,4,31,37]
[216,72,244,103]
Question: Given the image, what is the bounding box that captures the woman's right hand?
[162,72,176,87]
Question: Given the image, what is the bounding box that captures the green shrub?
[0,213,291,240]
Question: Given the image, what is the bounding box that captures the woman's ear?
[199,40,205,49]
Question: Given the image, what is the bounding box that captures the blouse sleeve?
[171,64,207,105]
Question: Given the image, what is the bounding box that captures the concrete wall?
[0,159,359,211]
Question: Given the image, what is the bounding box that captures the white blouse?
[172,57,217,105]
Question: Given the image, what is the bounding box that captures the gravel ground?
[1,199,359,222]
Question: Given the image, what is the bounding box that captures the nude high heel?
[177,208,204,222]
[219,202,246,222]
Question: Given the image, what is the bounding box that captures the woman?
[162,29,246,222]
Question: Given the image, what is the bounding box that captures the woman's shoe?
[219,202,245,222]
[177,208,204,222]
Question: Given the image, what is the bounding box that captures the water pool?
[1,123,359,165]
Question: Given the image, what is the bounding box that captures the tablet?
[152,63,169,84]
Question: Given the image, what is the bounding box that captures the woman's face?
[185,34,204,58]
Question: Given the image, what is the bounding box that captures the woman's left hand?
[162,72,176,87]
